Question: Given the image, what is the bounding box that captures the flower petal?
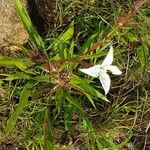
[106,65,122,75]
[99,71,110,95]
[79,65,101,77]
[101,46,113,66]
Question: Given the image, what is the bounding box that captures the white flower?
[79,46,122,95]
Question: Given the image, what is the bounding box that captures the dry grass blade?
[131,0,147,12]
[116,0,147,27]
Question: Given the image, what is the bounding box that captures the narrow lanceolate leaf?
[15,0,45,50]
[0,73,30,81]
[33,75,51,83]
[75,83,108,102]
[80,33,97,54]
[0,56,34,70]
[70,74,109,102]
[71,84,96,108]
[53,21,74,52]
[6,81,35,133]
[64,104,74,130]
[66,92,85,113]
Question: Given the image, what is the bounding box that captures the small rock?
[0,0,28,53]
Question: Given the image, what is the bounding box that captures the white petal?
[106,65,122,75]
[79,65,101,77]
[101,46,113,66]
[99,71,110,95]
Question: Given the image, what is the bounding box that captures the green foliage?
[0,0,108,149]
[137,43,149,68]
[0,0,149,149]
[0,56,34,71]
[15,0,45,50]
[80,33,97,53]
[6,81,35,133]
[53,21,74,56]
[70,74,109,107]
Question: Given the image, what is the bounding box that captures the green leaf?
[54,86,64,115]
[53,21,74,52]
[33,74,51,83]
[70,74,109,102]
[0,73,30,81]
[71,78,102,107]
[43,106,54,150]
[6,81,35,133]
[64,104,74,130]
[127,32,138,42]
[70,74,90,84]
[80,33,97,53]
[0,56,34,71]
[78,83,108,101]
[59,21,74,41]
[66,92,85,113]
[71,84,96,107]
[79,42,111,60]
[137,43,149,67]
[82,117,95,132]
[15,0,45,50]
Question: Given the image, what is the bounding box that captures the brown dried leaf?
[116,10,132,27]
[116,0,147,27]
[131,0,147,13]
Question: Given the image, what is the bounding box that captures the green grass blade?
[64,104,74,130]
[54,86,64,114]
[6,81,35,133]
[66,92,85,113]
